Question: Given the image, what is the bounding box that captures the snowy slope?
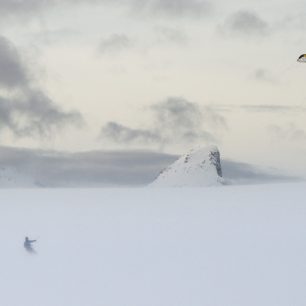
[1,183,306,306]
[151,146,224,187]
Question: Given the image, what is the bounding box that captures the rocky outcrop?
[150,146,224,187]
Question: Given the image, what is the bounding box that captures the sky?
[0,0,306,182]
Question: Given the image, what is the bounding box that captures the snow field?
[1,183,306,306]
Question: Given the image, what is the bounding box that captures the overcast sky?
[0,0,305,179]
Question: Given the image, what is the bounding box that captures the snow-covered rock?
[150,146,225,187]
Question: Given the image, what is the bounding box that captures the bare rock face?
[209,149,222,177]
[150,146,224,187]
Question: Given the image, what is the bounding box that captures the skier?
[24,236,37,253]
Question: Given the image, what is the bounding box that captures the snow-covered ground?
[2,182,306,306]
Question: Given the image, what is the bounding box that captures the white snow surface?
[2,182,306,306]
[151,146,224,187]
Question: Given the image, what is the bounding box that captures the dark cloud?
[0,90,83,137]
[100,97,226,148]
[0,35,83,138]
[134,0,211,18]
[0,0,212,19]
[0,0,99,16]
[150,97,224,142]
[222,160,300,185]
[0,0,45,16]
[0,36,28,88]
[222,10,268,36]
[151,97,203,132]
[0,146,177,187]
[0,146,299,187]
[101,122,161,144]
[98,34,133,54]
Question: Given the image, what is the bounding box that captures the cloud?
[155,26,188,44]
[150,97,219,142]
[0,36,28,88]
[135,0,211,18]
[0,36,83,138]
[252,69,277,83]
[98,34,133,54]
[151,97,227,141]
[0,0,212,20]
[210,104,306,113]
[152,97,202,130]
[0,90,83,138]
[0,146,299,187]
[101,122,161,144]
[29,28,81,46]
[241,105,306,113]
[100,97,226,148]
[0,0,45,16]
[0,0,100,16]
[0,146,177,187]
[222,160,299,185]
[268,123,306,141]
[221,10,269,36]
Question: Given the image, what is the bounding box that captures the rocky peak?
[150,146,224,187]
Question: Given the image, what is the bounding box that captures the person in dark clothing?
[24,236,37,253]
